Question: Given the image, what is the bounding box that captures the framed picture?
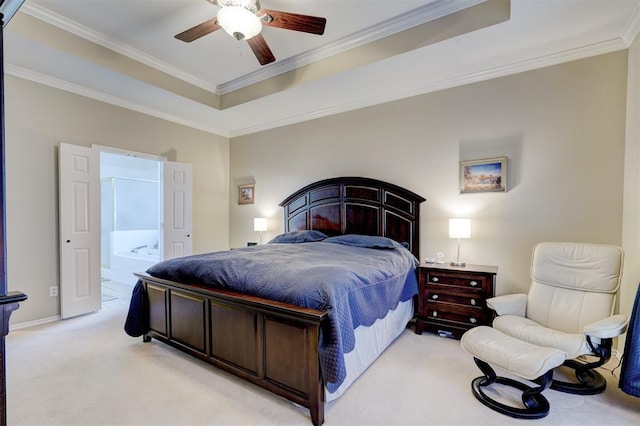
[238,184,255,204]
[460,157,507,193]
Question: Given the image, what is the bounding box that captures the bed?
[124,176,425,425]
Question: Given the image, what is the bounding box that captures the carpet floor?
[5,289,640,425]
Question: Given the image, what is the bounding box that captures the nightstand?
[415,263,498,339]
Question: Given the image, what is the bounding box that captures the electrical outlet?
[49,286,59,297]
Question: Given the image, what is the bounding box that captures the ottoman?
[461,326,567,419]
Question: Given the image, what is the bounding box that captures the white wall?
[5,76,230,325]
[229,51,630,313]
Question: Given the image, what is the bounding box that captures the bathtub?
[108,249,160,284]
[122,248,160,260]
[104,230,161,284]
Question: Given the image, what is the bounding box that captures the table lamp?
[449,218,471,267]
[254,217,267,244]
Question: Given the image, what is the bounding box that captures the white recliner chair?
[488,242,627,395]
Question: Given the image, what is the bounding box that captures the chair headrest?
[531,242,623,293]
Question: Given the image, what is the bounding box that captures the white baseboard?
[10,315,61,331]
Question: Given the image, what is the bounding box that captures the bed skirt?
[326,298,413,401]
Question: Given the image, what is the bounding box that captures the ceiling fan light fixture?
[217,6,262,41]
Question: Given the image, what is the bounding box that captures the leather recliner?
[487,242,627,395]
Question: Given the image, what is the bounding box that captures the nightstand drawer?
[415,263,498,338]
[424,301,486,326]
[425,272,488,290]
[423,284,484,307]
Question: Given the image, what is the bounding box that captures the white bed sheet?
[325,298,413,401]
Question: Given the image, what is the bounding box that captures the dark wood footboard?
[135,273,328,425]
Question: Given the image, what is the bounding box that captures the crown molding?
[7,31,628,140]
[20,1,220,94]
[229,37,628,137]
[8,0,633,139]
[5,63,231,138]
[621,2,640,46]
[0,0,26,26]
[218,0,486,94]
[21,0,485,96]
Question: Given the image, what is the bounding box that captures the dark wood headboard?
[279,177,426,259]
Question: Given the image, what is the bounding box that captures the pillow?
[324,234,398,249]
[268,230,328,244]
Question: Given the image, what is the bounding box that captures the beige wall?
[5,76,230,325]
[7,48,635,340]
[622,33,640,351]
[230,51,630,308]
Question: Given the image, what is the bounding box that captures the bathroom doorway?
[99,151,162,304]
[59,143,193,318]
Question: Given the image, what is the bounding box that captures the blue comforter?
[125,234,418,392]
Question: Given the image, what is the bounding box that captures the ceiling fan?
[175,0,327,66]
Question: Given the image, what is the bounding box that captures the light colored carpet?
[6,293,640,425]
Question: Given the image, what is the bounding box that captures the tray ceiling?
[4,0,640,137]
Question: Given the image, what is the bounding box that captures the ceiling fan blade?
[247,34,276,65]
[259,9,326,35]
[175,18,221,42]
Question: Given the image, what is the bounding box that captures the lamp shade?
[449,219,471,239]
[217,6,262,40]
[254,217,267,232]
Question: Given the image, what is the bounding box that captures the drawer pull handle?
[469,318,477,324]
[470,298,476,306]
[431,294,439,300]
[432,277,439,283]
[432,311,438,317]
[469,281,478,287]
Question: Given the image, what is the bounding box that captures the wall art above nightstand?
[460,157,507,193]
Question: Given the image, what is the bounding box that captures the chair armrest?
[583,314,628,339]
[486,294,527,316]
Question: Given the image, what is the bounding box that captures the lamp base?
[450,261,466,267]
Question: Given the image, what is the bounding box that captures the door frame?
[96,145,166,285]
[60,144,194,318]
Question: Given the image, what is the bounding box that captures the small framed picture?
[460,157,507,193]
[238,184,255,204]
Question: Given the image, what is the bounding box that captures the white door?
[59,143,101,318]
[163,161,193,259]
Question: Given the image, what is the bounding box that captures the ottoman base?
[471,358,553,419]
[461,326,567,419]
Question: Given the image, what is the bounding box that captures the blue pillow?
[324,234,398,249]
[268,230,328,244]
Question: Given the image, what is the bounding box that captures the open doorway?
[99,151,162,305]
[59,142,192,318]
